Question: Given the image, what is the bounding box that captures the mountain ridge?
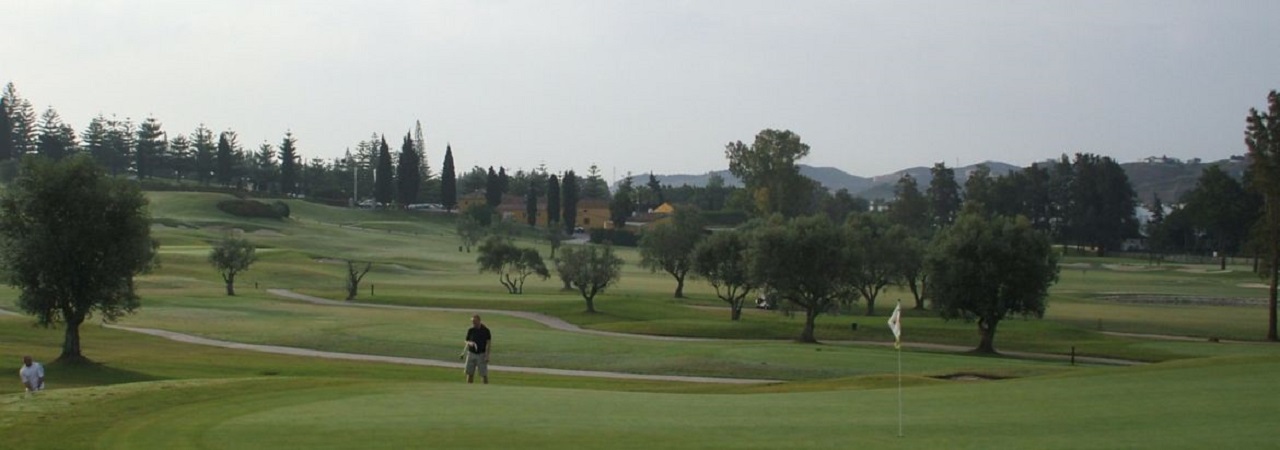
[623,157,1248,206]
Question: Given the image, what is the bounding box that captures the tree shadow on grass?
[46,357,165,389]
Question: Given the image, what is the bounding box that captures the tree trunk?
[225,274,236,296]
[346,283,358,301]
[584,296,596,313]
[60,315,85,360]
[976,317,999,354]
[1268,250,1278,341]
[673,276,685,298]
[798,307,818,343]
[731,302,742,321]
[865,296,877,316]
[909,281,925,310]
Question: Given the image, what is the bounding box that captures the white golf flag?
[888,301,902,349]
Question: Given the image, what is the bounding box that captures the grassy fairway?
[2,191,1278,449]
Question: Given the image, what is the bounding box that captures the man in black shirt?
[464,314,492,384]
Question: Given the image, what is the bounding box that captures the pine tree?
[414,120,432,180]
[0,97,14,161]
[279,131,299,195]
[373,136,394,205]
[134,116,164,179]
[168,134,193,181]
[192,124,216,185]
[3,83,37,155]
[105,117,135,176]
[36,107,76,161]
[441,144,457,211]
[254,142,276,192]
[82,115,110,167]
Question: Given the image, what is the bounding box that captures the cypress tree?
[485,166,501,207]
[216,132,233,186]
[396,132,420,205]
[374,136,394,206]
[562,170,579,233]
[546,174,561,228]
[441,144,457,211]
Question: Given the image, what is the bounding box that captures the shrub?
[217,199,284,219]
[271,201,291,218]
[589,228,639,247]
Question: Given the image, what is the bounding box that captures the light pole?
[344,152,361,208]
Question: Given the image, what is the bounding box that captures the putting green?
[2,353,1272,450]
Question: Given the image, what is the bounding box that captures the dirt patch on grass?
[1096,294,1265,307]
[1237,283,1270,289]
[932,373,1010,381]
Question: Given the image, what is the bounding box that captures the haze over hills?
[626,157,1248,206]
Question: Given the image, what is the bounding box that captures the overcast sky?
[3,1,1278,180]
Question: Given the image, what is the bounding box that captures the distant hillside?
[1121,158,1247,206]
[629,161,1019,201]
[627,158,1245,206]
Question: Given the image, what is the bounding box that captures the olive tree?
[477,235,549,294]
[926,213,1059,353]
[691,230,757,320]
[751,215,858,343]
[638,206,706,298]
[208,237,257,296]
[557,244,624,313]
[0,155,158,361]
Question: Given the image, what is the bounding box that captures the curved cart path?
[267,290,1146,366]
[103,323,777,384]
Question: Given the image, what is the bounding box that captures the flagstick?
[897,342,903,438]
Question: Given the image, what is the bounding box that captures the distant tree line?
[0,82,445,208]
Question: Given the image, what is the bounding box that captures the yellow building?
[492,195,611,230]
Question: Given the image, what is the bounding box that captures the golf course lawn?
[2,192,1278,449]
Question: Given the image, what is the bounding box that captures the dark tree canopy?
[725,129,813,217]
[609,176,636,228]
[927,163,962,228]
[0,155,157,360]
[926,213,1059,353]
[1065,153,1139,256]
[751,215,857,343]
[888,174,929,232]
[1180,165,1258,269]
[844,213,909,316]
[1245,90,1280,341]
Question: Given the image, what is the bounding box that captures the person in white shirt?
[19,356,44,393]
